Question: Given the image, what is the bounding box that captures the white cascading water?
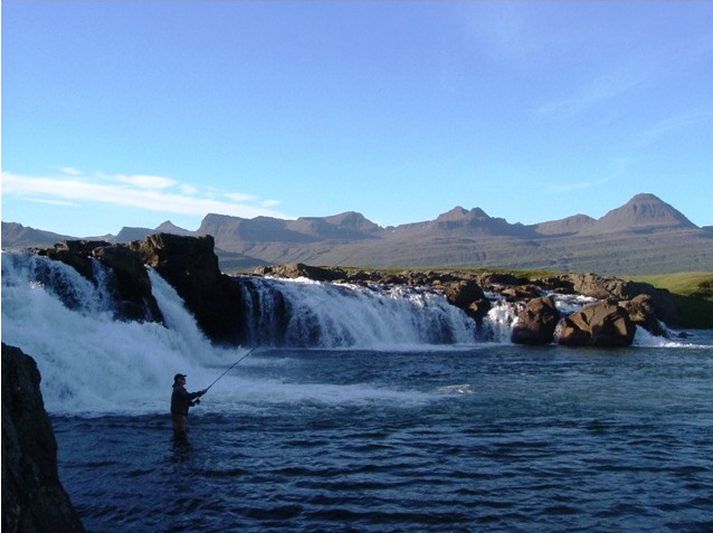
[1,253,478,413]
[1,253,238,414]
[4,252,691,414]
[238,276,479,348]
[480,295,521,343]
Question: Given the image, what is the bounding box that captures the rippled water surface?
[55,344,713,532]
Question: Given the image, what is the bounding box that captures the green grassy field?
[628,272,713,329]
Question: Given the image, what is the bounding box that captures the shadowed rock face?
[2,343,85,533]
[38,240,163,323]
[131,233,246,345]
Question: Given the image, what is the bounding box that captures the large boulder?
[2,343,85,533]
[619,294,667,337]
[558,301,636,347]
[511,296,560,345]
[133,234,245,344]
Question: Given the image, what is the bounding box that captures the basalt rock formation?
[2,343,85,533]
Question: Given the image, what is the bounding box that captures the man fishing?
[171,373,207,439]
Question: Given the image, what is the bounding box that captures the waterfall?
[237,276,478,348]
[1,253,236,413]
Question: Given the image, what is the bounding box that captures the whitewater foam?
[238,276,479,348]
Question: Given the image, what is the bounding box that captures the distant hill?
[3,194,712,275]
[0,222,74,248]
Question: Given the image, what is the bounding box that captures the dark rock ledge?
[2,343,85,533]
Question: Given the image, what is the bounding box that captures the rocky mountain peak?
[436,206,489,222]
[591,193,697,233]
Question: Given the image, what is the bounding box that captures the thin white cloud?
[180,184,198,195]
[3,172,291,220]
[27,197,80,207]
[225,192,257,202]
[58,166,82,176]
[116,174,178,190]
[261,199,281,208]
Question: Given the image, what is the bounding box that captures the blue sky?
[3,0,712,236]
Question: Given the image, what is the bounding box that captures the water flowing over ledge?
[2,252,710,414]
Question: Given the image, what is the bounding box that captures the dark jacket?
[171,385,203,416]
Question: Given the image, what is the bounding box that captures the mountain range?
[3,193,712,275]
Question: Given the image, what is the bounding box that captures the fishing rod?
[203,346,259,395]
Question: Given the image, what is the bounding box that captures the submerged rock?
[558,301,636,347]
[2,343,85,533]
[511,296,560,345]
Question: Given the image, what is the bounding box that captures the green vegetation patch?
[628,272,713,329]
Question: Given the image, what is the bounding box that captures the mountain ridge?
[3,193,712,275]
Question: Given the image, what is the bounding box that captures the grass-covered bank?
[628,272,713,329]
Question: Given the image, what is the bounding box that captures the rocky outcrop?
[2,343,85,533]
[619,294,667,336]
[131,234,245,344]
[499,284,542,302]
[558,301,636,347]
[255,263,346,282]
[565,273,678,325]
[432,279,491,321]
[38,240,162,323]
[511,296,560,345]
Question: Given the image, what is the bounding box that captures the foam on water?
[4,252,711,415]
[1,254,240,414]
[480,299,520,343]
[1,254,452,414]
[633,325,713,349]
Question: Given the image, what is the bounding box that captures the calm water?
[55,343,713,532]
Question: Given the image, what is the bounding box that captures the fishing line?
[203,346,259,394]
